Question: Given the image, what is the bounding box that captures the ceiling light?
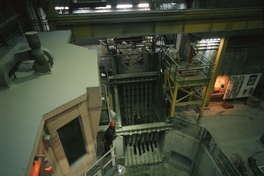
[116,4,133,9]
[55,7,64,10]
[138,3,149,8]
[95,5,111,9]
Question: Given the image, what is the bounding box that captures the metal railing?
[159,45,214,83]
[205,134,241,176]
[172,117,241,176]
[81,146,117,176]
[172,116,206,140]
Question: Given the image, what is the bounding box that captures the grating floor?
[125,142,162,166]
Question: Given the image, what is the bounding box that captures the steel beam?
[197,37,229,124]
[170,83,179,117]
[108,72,157,84]
[47,7,263,38]
[116,122,172,136]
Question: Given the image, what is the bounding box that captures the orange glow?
[213,75,230,93]
[45,166,52,171]
[30,160,41,176]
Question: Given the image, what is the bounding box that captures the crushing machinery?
[99,35,215,167]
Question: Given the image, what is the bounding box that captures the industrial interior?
[0,0,264,176]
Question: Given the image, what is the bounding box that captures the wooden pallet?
[221,102,234,109]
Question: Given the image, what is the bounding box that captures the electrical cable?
[230,153,248,176]
[208,110,258,121]
[249,151,264,158]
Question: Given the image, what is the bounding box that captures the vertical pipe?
[111,145,116,166]
[114,85,122,128]
[109,93,113,110]
[197,37,229,124]
[187,45,195,65]
[170,83,179,117]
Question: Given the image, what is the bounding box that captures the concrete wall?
[161,127,239,176]
[179,34,264,99]
[161,130,200,161]
[195,149,222,176]
[220,37,264,92]
[40,88,101,176]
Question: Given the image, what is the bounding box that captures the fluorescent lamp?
[138,3,149,8]
[55,7,64,10]
[116,4,133,9]
[95,5,111,9]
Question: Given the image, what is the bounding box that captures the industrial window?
[57,117,86,165]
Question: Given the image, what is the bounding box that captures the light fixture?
[116,4,133,9]
[117,164,126,175]
[138,3,149,8]
[95,5,111,9]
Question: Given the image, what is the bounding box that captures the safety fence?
[172,117,241,176]
[204,133,241,176]
[81,146,118,176]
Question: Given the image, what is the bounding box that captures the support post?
[197,37,229,124]
[164,69,167,88]
[186,87,194,110]
[170,83,179,117]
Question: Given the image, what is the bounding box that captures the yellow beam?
[186,87,194,110]
[167,77,174,98]
[197,37,229,124]
[170,83,179,117]
[176,100,203,106]
[179,87,201,99]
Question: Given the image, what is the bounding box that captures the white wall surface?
[0,30,99,176]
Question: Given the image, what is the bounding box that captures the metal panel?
[156,21,185,34]
[113,136,125,158]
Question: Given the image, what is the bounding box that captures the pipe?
[25,31,52,72]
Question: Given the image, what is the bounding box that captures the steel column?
[114,85,122,127]
[170,83,179,117]
[197,37,229,124]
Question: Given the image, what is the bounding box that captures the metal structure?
[161,44,213,117]
[46,7,263,39]
[197,37,229,124]
[160,37,229,124]
[81,146,118,176]
[40,1,263,174]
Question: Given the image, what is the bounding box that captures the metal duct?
[25,31,53,73]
